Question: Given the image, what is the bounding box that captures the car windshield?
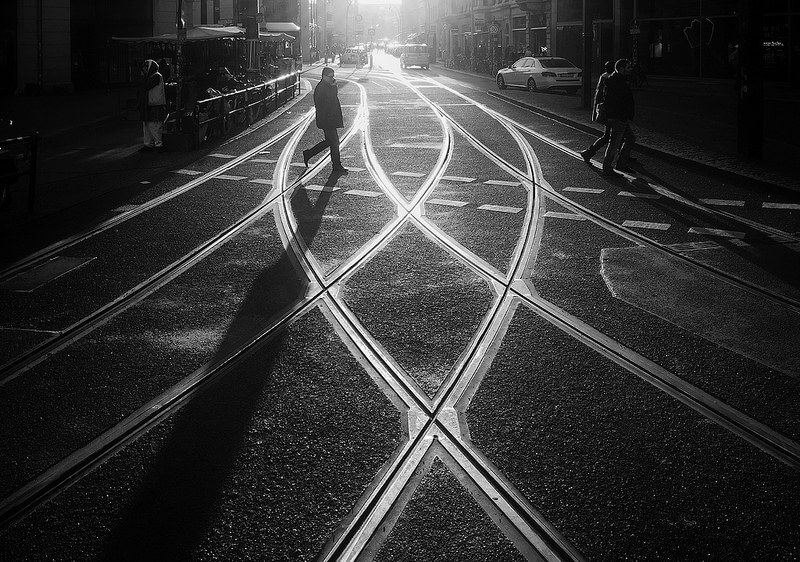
[539,58,577,68]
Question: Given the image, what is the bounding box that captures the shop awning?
[261,22,301,33]
[112,25,245,44]
[259,32,295,42]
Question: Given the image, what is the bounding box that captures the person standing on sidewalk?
[580,60,615,164]
[137,59,167,153]
[303,67,348,174]
[601,59,636,177]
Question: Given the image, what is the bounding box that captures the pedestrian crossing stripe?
[392,171,425,177]
[305,184,340,192]
[688,227,745,238]
[139,181,151,185]
[252,158,277,163]
[249,179,273,184]
[344,189,383,197]
[209,153,236,159]
[763,202,800,210]
[290,163,306,167]
[441,176,475,183]
[173,169,203,175]
[700,198,745,207]
[478,204,523,214]
[427,198,469,207]
[619,191,660,199]
[216,175,247,181]
[622,220,671,230]
[544,211,587,220]
[345,167,366,172]
[564,187,604,194]
[484,180,521,186]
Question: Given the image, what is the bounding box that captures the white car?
[400,44,430,69]
[496,57,582,94]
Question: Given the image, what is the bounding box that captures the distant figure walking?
[137,59,167,153]
[303,67,348,174]
[601,59,636,177]
[580,60,615,164]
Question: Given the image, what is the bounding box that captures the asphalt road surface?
[1,50,799,560]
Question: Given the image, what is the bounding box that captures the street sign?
[489,23,500,34]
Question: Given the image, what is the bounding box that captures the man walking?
[601,59,636,177]
[579,60,615,164]
[138,59,167,153]
[303,67,348,174]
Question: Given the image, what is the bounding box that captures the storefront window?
[639,19,701,76]
[639,0,699,19]
[764,15,790,80]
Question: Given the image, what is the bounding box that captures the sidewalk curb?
[486,90,798,194]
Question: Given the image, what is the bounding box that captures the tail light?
[542,71,556,77]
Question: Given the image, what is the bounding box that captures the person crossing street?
[601,59,637,177]
[303,67,348,174]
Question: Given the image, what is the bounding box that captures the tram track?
[2,69,797,560]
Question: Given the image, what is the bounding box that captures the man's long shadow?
[100,171,341,560]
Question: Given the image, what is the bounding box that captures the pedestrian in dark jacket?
[579,60,615,164]
[601,59,636,177]
[137,59,167,152]
[303,67,348,174]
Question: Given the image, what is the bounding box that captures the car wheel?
[496,75,507,90]
[527,78,538,92]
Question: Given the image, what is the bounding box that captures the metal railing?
[165,70,300,150]
[0,133,41,213]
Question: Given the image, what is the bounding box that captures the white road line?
[763,202,800,210]
[345,167,366,172]
[304,184,340,192]
[216,175,247,181]
[544,211,587,221]
[388,143,442,149]
[290,162,306,167]
[251,158,277,163]
[427,198,469,207]
[392,171,425,178]
[172,169,203,175]
[484,180,521,187]
[112,205,139,213]
[441,176,476,183]
[668,241,720,252]
[248,179,273,185]
[209,153,236,159]
[688,227,746,238]
[619,191,661,199]
[344,189,383,197]
[564,187,605,194]
[700,198,745,207]
[622,220,671,230]
[139,180,150,185]
[478,204,523,214]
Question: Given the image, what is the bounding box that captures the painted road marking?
[730,239,751,247]
[688,227,745,238]
[290,163,306,167]
[441,176,475,183]
[700,198,745,207]
[392,171,425,178]
[389,143,442,149]
[484,180,521,187]
[1,257,96,292]
[346,167,366,172]
[112,205,139,213]
[622,220,671,230]
[669,241,720,252]
[248,179,273,185]
[139,180,150,185]
[209,153,236,159]
[619,191,660,199]
[251,158,277,163]
[345,189,383,198]
[564,187,605,194]
[544,211,587,221]
[478,204,523,214]
[427,198,469,207]
[216,175,247,181]
[763,202,800,210]
[173,169,203,175]
[305,184,340,192]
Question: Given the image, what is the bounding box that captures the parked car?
[340,46,366,65]
[495,57,582,94]
[400,44,430,70]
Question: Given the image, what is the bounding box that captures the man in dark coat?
[137,59,167,152]
[601,58,636,177]
[579,60,615,163]
[303,67,347,174]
